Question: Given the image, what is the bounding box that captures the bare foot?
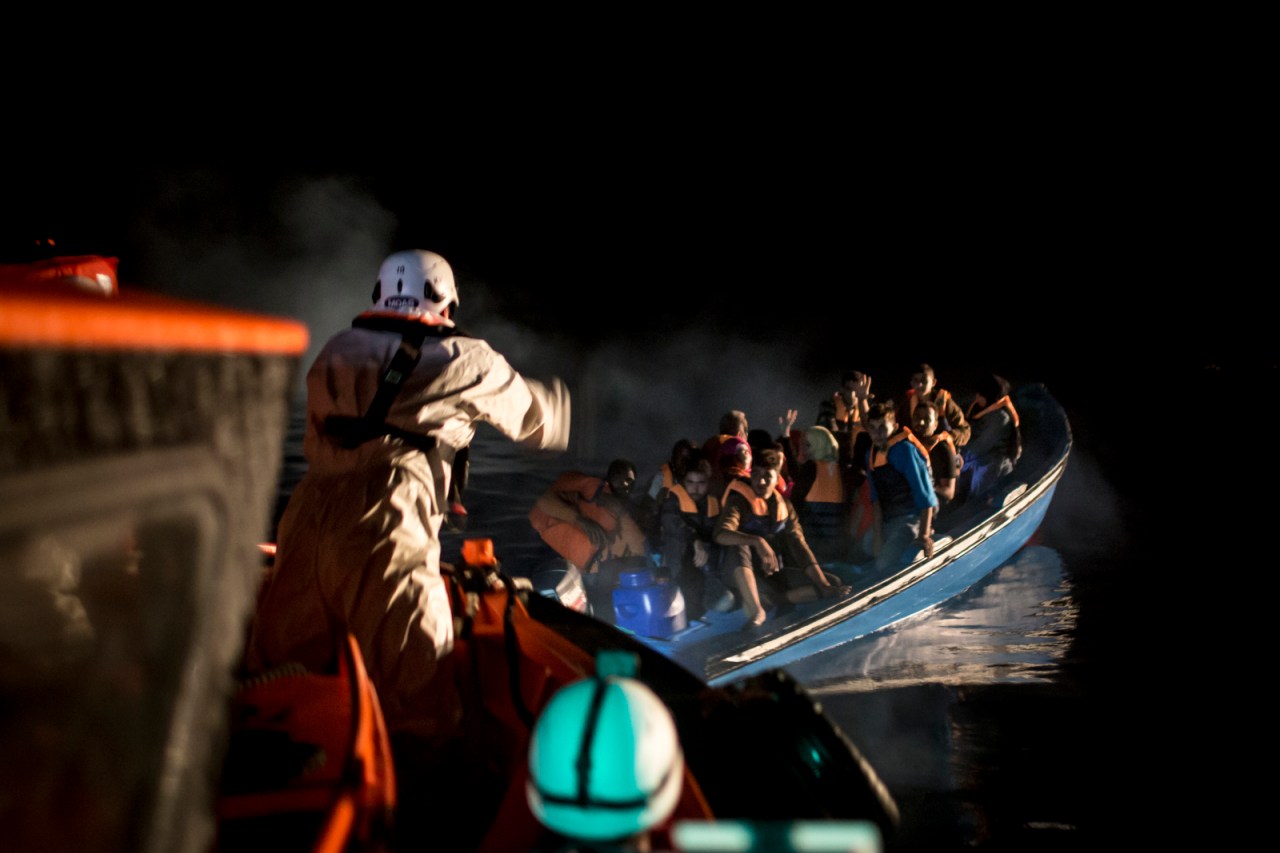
[818,583,853,599]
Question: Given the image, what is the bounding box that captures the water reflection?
[785,546,1087,851]
[790,546,1077,691]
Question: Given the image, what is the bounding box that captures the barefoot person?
[714,448,851,629]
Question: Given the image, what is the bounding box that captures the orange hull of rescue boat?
[215,634,397,853]
[219,552,713,853]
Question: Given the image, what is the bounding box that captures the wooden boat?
[614,382,1072,687]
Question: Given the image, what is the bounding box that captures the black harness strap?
[323,314,465,451]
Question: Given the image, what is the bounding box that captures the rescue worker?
[902,363,971,447]
[865,401,938,571]
[714,448,851,630]
[247,248,571,747]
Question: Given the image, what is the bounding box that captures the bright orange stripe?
[0,287,309,354]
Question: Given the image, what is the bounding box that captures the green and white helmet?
[527,675,684,842]
[372,249,457,318]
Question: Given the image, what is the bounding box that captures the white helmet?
[527,675,684,842]
[372,249,457,318]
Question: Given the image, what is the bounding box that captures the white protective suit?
[248,313,570,740]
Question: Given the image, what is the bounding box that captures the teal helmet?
[526,675,684,842]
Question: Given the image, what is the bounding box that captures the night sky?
[2,88,1262,423]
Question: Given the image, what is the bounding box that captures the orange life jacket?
[868,429,933,519]
[904,387,954,423]
[968,395,1020,428]
[913,429,962,474]
[832,392,859,427]
[805,459,845,504]
[724,479,789,537]
[671,482,721,517]
[870,429,932,476]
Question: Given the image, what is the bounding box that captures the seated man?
[658,459,733,619]
[713,449,850,630]
[830,370,872,436]
[637,438,700,546]
[910,400,960,507]
[902,363,971,447]
[865,402,939,571]
[961,374,1022,501]
[529,458,650,616]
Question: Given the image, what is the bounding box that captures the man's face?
[912,406,938,437]
[910,371,935,396]
[608,468,636,496]
[682,471,709,502]
[868,415,896,448]
[751,466,779,499]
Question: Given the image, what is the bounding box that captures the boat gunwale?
[705,450,1069,680]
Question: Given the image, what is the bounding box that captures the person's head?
[910,364,936,397]
[750,448,784,498]
[866,401,898,448]
[527,674,684,844]
[681,459,712,502]
[911,400,939,437]
[971,374,1011,411]
[746,429,775,457]
[803,425,840,463]
[840,369,865,391]
[668,439,698,480]
[606,459,637,496]
[372,249,458,320]
[719,437,752,475]
[718,410,749,438]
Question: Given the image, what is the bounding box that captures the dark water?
[276,394,1131,852]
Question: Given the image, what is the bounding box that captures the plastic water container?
[612,569,688,638]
